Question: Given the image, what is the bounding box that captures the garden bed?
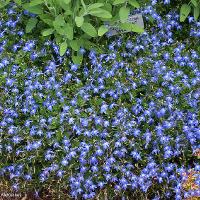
[0,0,200,200]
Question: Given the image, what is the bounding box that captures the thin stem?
[81,0,87,12]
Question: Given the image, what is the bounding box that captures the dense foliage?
[0,0,200,200]
[0,0,144,58]
[180,0,200,22]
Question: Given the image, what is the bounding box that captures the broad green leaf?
[54,25,65,35]
[59,41,68,56]
[98,25,108,36]
[39,14,54,25]
[42,28,54,36]
[75,16,84,27]
[54,14,65,27]
[194,7,200,20]
[58,0,71,10]
[55,34,62,44]
[64,10,73,16]
[29,0,43,6]
[26,18,38,33]
[69,40,80,51]
[191,0,198,7]
[103,3,112,12]
[87,3,104,11]
[40,18,53,25]
[63,5,73,15]
[53,15,66,35]
[120,22,144,33]
[64,23,73,40]
[81,22,97,37]
[89,8,112,18]
[128,0,140,8]
[23,3,43,14]
[180,4,191,22]
[113,0,126,5]
[119,7,130,22]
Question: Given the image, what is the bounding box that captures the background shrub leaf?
[42,28,54,36]
[26,18,38,33]
[98,25,108,36]
[75,16,84,27]
[81,22,97,37]
[59,41,68,56]
[180,4,191,22]
[119,7,130,22]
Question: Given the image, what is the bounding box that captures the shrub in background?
[0,0,144,61]
[180,0,200,22]
[0,1,200,200]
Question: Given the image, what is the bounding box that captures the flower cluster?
[0,2,199,200]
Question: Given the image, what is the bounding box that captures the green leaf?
[29,0,43,6]
[58,0,71,11]
[53,15,66,35]
[82,39,96,49]
[0,0,10,8]
[119,7,130,22]
[59,0,71,5]
[39,14,54,25]
[120,22,144,33]
[81,22,97,37]
[103,3,112,12]
[56,131,63,142]
[14,0,21,5]
[113,0,126,5]
[75,16,84,27]
[94,98,103,106]
[77,95,85,106]
[147,15,155,23]
[42,28,54,36]
[69,40,80,51]
[54,14,65,27]
[23,3,43,14]
[54,26,65,35]
[98,25,108,36]
[63,23,73,40]
[89,8,112,18]
[180,4,191,22]
[59,41,68,56]
[128,0,140,8]
[87,3,104,11]
[72,54,83,64]
[194,6,200,20]
[25,18,38,33]
[48,118,59,129]
[41,19,53,26]
[191,0,198,7]
[63,6,73,15]
[55,34,62,44]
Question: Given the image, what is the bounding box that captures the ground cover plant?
[0,0,200,200]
